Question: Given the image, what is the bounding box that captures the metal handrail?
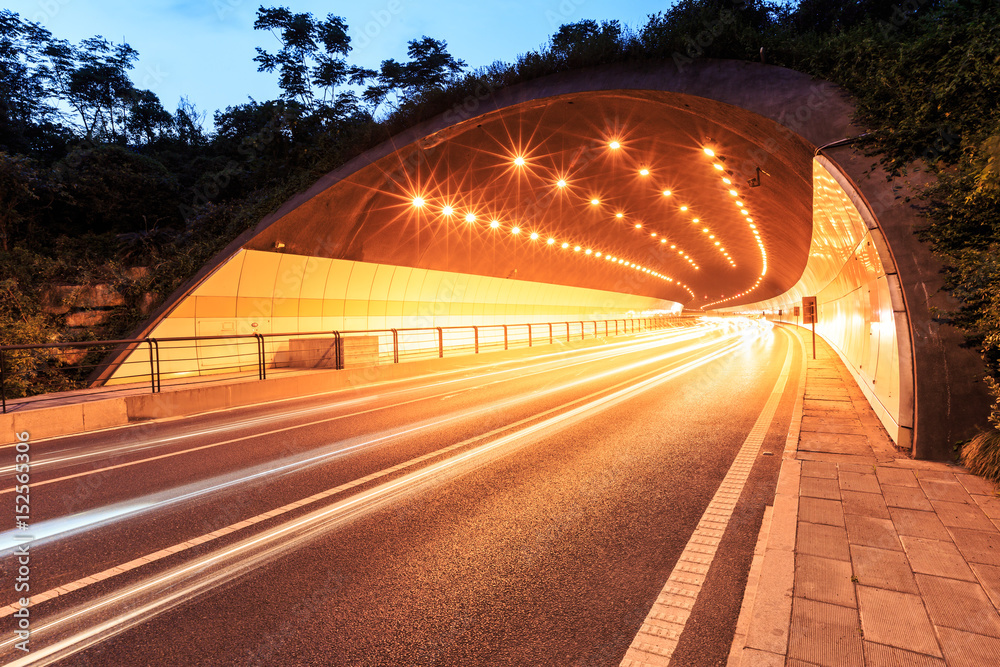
[0,316,681,411]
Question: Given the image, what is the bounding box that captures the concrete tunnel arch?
[108,59,988,460]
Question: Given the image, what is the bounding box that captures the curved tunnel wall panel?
[109,249,676,383]
[741,158,913,448]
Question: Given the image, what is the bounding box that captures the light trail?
[0,323,723,489]
[0,331,751,666]
[0,325,744,549]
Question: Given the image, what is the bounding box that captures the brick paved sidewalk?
[729,327,1000,667]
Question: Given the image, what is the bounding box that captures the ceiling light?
[591,198,600,206]
[703,147,715,157]
[513,156,525,166]
[547,237,556,245]
[662,190,672,196]
[490,219,500,229]
[530,232,539,240]
[609,141,621,149]
[639,168,650,176]
[465,213,476,223]
[561,242,570,249]
[442,205,454,216]
[412,197,425,208]
[556,179,567,188]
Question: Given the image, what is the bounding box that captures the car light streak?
[0,324,727,488]
[0,326,749,551]
[0,336,748,666]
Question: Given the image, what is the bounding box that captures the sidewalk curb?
[728,324,808,666]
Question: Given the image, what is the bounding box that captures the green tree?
[253,6,368,114]
[44,35,139,140]
[365,36,466,112]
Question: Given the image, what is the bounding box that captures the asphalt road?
[0,319,800,666]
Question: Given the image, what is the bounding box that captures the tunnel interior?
[106,73,913,454]
[244,90,816,309]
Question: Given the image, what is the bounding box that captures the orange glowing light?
[574,246,581,252]
[529,231,539,240]
[561,242,570,249]
[511,226,521,235]
[547,237,556,245]
[639,168,650,176]
[680,206,688,212]
[703,147,715,157]
[609,141,621,149]
[662,190,672,196]
[442,205,454,216]
[412,197,425,208]
[616,212,624,219]
[634,223,642,229]
[713,164,724,171]
[513,156,526,166]
[591,198,600,206]
[490,220,500,229]
[465,213,476,223]
[556,179,567,188]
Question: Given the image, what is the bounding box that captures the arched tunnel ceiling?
[246,89,816,308]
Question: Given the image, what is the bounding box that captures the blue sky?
[9,0,668,121]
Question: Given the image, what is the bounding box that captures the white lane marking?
[619,328,796,667]
[0,338,748,665]
[0,333,741,551]
[0,328,724,495]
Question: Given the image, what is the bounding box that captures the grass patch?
[960,431,1000,488]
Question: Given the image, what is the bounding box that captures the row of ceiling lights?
[523,143,705,272]
[409,193,696,300]
[701,146,768,307]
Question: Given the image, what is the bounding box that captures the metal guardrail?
[0,316,682,413]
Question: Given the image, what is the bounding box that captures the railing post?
[474,326,479,354]
[548,323,553,345]
[565,322,570,342]
[333,332,343,370]
[152,339,161,392]
[503,325,508,350]
[605,321,609,336]
[255,333,266,380]
[147,339,155,394]
[1,349,6,414]
[437,327,444,358]
[528,324,533,347]
[615,320,619,335]
[391,329,399,364]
